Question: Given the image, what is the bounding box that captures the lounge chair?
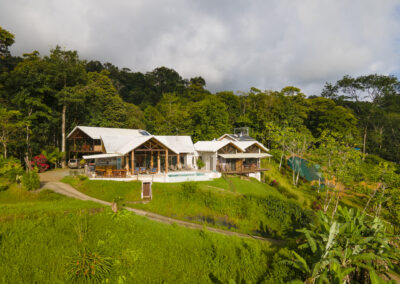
[150,167,157,174]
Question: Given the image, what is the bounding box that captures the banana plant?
[283,206,399,283]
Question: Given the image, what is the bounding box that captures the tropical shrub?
[284,206,400,283]
[196,158,205,169]
[22,170,40,191]
[0,156,23,182]
[30,154,50,172]
[42,147,65,168]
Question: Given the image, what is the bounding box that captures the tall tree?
[305,97,359,139]
[6,51,53,163]
[191,96,230,141]
[45,46,86,167]
[321,74,400,160]
[0,26,15,58]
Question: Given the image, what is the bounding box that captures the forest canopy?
[1,26,400,165]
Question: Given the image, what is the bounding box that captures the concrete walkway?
[40,170,284,244]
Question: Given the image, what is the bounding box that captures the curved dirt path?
[40,170,284,245]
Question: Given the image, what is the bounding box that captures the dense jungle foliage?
[1,26,400,165]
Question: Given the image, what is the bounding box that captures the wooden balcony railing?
[73,144,103,152]
[217,164,267,174]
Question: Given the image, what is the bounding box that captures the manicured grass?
[0,184,283,283]
[62,176,142,202]
[63,176,313,239]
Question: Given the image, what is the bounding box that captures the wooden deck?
[220,168,268,174]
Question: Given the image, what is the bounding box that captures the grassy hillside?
[62,175,313,239]
[0,184,290,283]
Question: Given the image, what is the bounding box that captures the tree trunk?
[24,156,33,172]
[279,153,284,170]
[26,109,32,167]
[61,104,67,168]
[292,165,296,185]
[2,141,7,158]
[362,127,367,159]
[295,170,300,186]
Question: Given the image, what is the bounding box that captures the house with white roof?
[194,129,271,181]
[67,126,197,177]
[67,126,270,182]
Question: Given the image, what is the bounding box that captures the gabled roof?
[100,135,194,155]
[102,135,150,154]
[118,136,177,155]
[217,134,237,141]
[217,133,256,142]
[101,135,179,155]
[155,136,195,153]
[67,126,150,139]
[234,141,269,152]
[194,140,245,152]
[195,139,269,153]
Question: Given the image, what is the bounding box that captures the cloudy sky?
[1,0,400,95]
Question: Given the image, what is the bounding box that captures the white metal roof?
[117,136,169,155]
[217,134,237,141]
[82,153,123,159]
[68,126,196,155]
[101,135,193,155]
[218,153,272,159]
[233,141,269,152]
[155,136,195,153]
[194,140,245,152]
[102,135,150,154]
[67,126,150,139]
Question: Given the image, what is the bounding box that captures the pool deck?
[86,171,221,183]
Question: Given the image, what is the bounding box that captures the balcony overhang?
[83,153,123,159]
[218,153,271,159]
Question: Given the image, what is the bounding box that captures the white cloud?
[1,0,399,96]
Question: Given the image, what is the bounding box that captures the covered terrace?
[83,136,185,178]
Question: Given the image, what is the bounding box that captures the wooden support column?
[177,153,180,169]
[150,151,154,169]
[157,151,160,173]
[165,149,168,173]
[131,150,135,174]
[73,138,76,151]
[125,155,129,171]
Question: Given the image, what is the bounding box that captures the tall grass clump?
[66,247,113,283]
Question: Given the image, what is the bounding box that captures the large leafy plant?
[284,206,399,283]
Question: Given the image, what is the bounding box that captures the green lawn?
[63,176,313,239]
[62,177,142,202]
[0,183,291,283]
